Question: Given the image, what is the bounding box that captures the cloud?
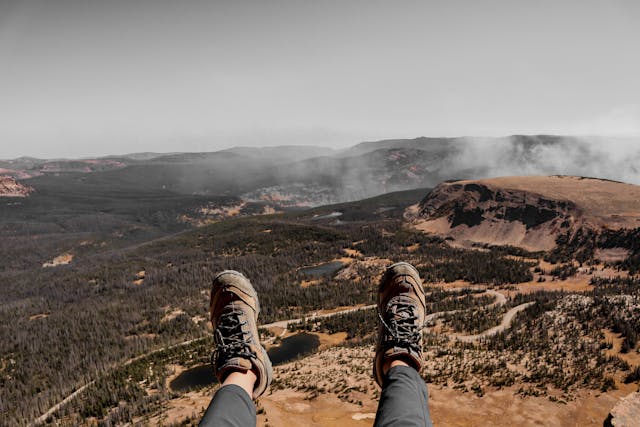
[442,135,640,185]
[567,105,640,137]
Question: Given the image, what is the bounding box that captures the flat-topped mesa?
[415,176,640,252]
[0,175,34,197]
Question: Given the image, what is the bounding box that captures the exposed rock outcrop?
[414,176,640,252]
[0,175,34,197]
[604,392,640,427]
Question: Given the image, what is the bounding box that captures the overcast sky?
[0,0,639,158]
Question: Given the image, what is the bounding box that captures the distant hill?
[1,135,639,227]
[0,158,127,179]
[221,145,334,163]
[102,152,177,161]
[336,136,457,157]
[0,135,640,239]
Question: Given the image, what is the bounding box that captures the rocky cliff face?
[416,179,580,251]
[0,175,34,197]
[415,176,640,252]
[421,181,579,229]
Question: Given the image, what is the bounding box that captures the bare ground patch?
[42,253,73,268]
[603,329,640,367]
[29,313,50,321]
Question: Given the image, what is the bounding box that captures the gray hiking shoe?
[373,262,427,387]
[210,270,273,399]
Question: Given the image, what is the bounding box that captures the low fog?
[249,135,640,204]
[444,136,640,185]
[3,135,639,207]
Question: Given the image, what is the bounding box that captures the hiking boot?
[373,262,427,386]
[210,270,273,399]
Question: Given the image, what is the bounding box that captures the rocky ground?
[0,175,33,197]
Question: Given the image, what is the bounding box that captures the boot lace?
[378,301,422,354]
[213,309,254,365]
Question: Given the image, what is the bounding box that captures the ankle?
[383,358,410,376]
[222,369,257,399]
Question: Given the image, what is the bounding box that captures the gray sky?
[0,0,639,159]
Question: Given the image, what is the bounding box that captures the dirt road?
[454,302,535,343]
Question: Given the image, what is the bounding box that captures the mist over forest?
[2,135,639,208]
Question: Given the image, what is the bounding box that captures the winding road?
[32,288,531,425]
[261,304,376,337]
[454,302,535,343]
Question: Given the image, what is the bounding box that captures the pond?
[311,211,343,221]
[169,364,217,393]
[299,261,345,278]
[169,333,320,392]
[267,332,320,365]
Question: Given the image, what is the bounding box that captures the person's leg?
[373,361,432,427]
[373,263,433,427]
[200,270,273,427]
[200,371,257,427]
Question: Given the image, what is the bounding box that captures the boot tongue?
[212,290,236,325]
[393,277,412,292]
[213,295,246,327]
[218,290,238,309]
[387,295,417,319]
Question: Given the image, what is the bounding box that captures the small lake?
[311,211,343,221]
[268,332,320,365]
[375,206,396,213]
[169,333,320,392]
[169,364,217,393]
[299,261,345,278]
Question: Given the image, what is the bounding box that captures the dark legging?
[200,365,432,426]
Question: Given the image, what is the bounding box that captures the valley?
[1,137,639,426]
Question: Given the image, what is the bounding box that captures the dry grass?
[603,329,640,368]
[473,176,640,228]
[161,308,186,323]
[343,248,363,258]
[29,313,50,321]
[300,279,322,288]
[42,253,74,268]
